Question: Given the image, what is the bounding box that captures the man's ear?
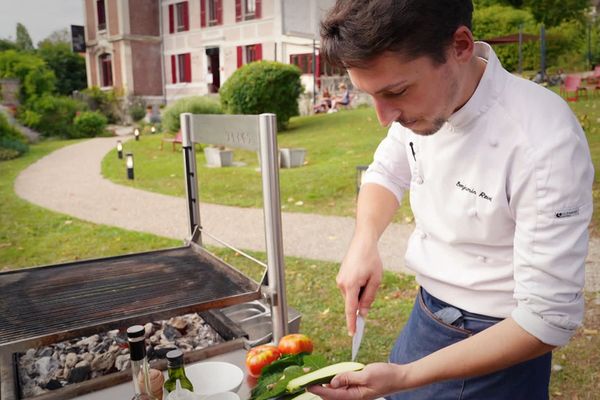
[450,25,475,64]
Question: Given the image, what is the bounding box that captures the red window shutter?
[316,53,321,87]
[237,46,243,68]
[255,0,261,19]
[216,0,223,25]
[171,55,177,83]
[184,53,192,82]
[182,1,190,31]
[256,44,262,61]
[235,0,242,22]
[169,4,175,33]
[200,0,206,27]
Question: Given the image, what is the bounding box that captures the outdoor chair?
[160,130,183,151]
[560,75,588,102]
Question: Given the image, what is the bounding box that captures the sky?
[0,0,84,46]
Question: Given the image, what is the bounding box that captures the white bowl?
[203,392,240,400]
[185,361,244,396]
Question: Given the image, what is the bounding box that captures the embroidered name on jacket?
[456,181,493,202]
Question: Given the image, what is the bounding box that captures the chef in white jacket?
[311,0,594,399]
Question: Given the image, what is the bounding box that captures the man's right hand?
[337,231,383,336]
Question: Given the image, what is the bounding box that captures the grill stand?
[181,113,289,343]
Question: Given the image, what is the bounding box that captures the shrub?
[0,50,56,103]
[219,61,303,130]
[162,96,222,133]
[79,86,123,123]
[20,94,87,138]
[128,97,146,122]
[0,112,28,160]
[74,111,108,138]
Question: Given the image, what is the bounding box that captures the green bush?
[219,61,303,131]
[0,50,56,103]
[162,96,222,133]
[74,111,108,138]
[128,97,147,122]
[473,5,539,72]
[20,94,87,138]
[0,112,28,160]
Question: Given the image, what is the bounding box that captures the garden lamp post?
[356,165,368,196]
[134,128,140,141]
[126,153,134,180]
[116,140,123,159]
[151,126,156,134]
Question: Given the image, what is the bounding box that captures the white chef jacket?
[362,42,594,346]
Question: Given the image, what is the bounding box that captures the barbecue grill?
[0,113,291,399]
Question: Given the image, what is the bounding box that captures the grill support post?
[181,113,202,242]
[259,114,289,343]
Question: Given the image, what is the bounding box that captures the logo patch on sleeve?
[555,208,579,218]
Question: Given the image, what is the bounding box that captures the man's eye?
[385,89,407,98]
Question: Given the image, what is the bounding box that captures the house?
[83,0,337,106]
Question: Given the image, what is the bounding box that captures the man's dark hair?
[320,0,474,68]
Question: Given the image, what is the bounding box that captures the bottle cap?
[166,349,184,368]
[127,325,146,341]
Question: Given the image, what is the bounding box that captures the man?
[310,1,594,399]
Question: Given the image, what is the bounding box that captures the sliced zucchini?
[286,362,365,393]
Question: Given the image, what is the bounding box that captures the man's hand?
[339,183,399,335]
[308,363,404,400]
[337,234,383,336]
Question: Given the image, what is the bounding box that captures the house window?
[237,44,262,67]
[169,2,189,33]
[99,53,113,87]
[202,0,222,27]
[290,53,313,74]
[97,0,106,31]
[171,53,192,83]
[235,0,261,22]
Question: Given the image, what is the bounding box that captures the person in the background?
[314,88,333,113]
[310,0,593,399]
[328,83,351,112]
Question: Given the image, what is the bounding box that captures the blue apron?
[386,288,552,400]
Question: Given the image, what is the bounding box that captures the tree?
[15,23,34,51]
[523,0,590,27]
[37,35,87,96]
[0,50,56,102]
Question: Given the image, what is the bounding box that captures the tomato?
[277,334,313,356]
[245,344,281,378]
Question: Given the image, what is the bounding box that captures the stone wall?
[0,78,20,107]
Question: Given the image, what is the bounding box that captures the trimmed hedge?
[162,96,222,133]
[219,61,303,131]
[74,111,108,138]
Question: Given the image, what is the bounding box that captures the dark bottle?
[127,325,158,400]
[164,349,194,393]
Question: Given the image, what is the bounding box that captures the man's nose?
[372,98,400,127]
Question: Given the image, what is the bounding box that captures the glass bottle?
[127,325,158,400]
[164,348,194,393]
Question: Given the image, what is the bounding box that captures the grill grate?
[0,245,260,352]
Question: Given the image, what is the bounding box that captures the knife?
[351,287,366,362]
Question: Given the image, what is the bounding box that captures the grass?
[101,108,414,223]
[0,140,180,270]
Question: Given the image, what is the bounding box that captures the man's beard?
[407,117,447,136]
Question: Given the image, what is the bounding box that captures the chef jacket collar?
[446,42,507,133]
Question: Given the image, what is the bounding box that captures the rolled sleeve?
[510,125,593,346]
[361,123,412,204]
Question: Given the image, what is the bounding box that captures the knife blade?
[351,286,366,362]
[352,314,365,362]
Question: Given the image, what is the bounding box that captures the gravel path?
[13,134,600,293]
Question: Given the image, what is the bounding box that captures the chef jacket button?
[415,176,424,185]
[477,256,486,263]
[419,231,427,240]
[489,139,498,147]
[467,208,477,217]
